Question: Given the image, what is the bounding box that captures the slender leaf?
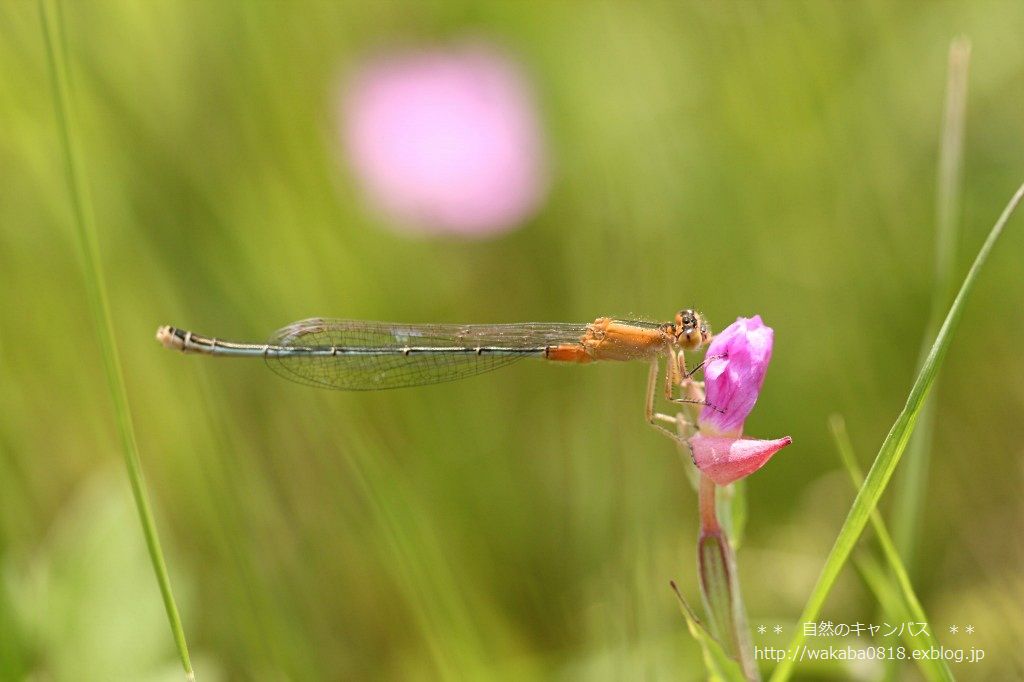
[699,533,740,655]
[671,581,748,682]
[715,480,748,551]
[830,415,954,682]
[38,1,193,678]
[894,37,972,571]
[769,181,1024,682]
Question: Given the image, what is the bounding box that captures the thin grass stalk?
[38,1,194,678]
[893,37,972,572]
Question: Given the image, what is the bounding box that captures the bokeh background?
[2,2,1023,680]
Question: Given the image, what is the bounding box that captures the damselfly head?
[674,309,711,350]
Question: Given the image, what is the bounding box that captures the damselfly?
[156,310,715,441]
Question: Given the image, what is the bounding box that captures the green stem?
[698,475,759,681]
[38,1,194,678]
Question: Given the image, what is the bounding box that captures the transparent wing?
[265,318,589,390]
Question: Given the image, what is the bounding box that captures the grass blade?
[893,37,972,571]
[829,416,954,682]
[38,1,194,678]
[768,181,1024,682]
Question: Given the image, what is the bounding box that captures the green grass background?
[2,2,1023,680]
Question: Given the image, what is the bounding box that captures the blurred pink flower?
[699,315,774,434]
[688,435,792,486]
[341,43,548,236]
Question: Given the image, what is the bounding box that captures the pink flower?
[688,435,792,486]
[687,315,791,485]
[341,43,548,236]
[699,315,774,434]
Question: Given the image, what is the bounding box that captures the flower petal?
[687,434,792,486]
[699,315,774,432]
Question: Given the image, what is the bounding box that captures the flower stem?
[699,475,720,533]
[697,475,760,681]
